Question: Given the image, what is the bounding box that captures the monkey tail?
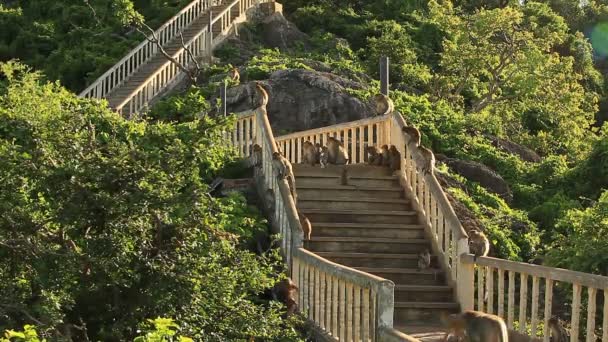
[256,82,269,107]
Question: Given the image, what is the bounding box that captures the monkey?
[314,143,322,164]
[271,278,299,317]
[255,81,269,108]
[366,146,383,166]
[373,94,394,116]
[272,152,297,204]
[417,249,431,271]
[548,316,570,342]
[380,145,390,167]
[468,229,490,261]
[402,125,421,147]
[298,210,312,240]
[327,137,349,165]
[248,143,263,169]
[319,146,329,168]
[340,167,348,186]
[265,188,276,222]
[442,310,508,342]
[388,145,401,171]
[229,67,240,82]
[302,141,318,166]
[415,145,435,175]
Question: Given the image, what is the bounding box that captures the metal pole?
[380,56,389,96]
[220,80,227,117]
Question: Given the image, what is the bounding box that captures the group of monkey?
[247,84,571,341]
[270,280,571,342]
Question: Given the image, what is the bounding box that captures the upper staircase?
[79,0,267,116]
[296,164,458,340]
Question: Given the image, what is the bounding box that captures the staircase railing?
[114,0,265,117]
[461,255,608,341]
[79,0,219,100]
[227,110,399,341]
[293,248,394,341]
[227,108,608,341]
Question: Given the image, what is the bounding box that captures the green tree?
[0,61,302,341]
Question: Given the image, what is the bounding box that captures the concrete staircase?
[106,1,237,109]
[295,164,459,338]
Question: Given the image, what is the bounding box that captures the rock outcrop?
[437,156,513,203]
[487,135,541,163]
[261,12,311,50]
[226,69,374,132]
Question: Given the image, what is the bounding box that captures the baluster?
[359,126,365,163]
[438,211,444,253]
[332,277,339,337]
[571,283,582,342]
[430,198,437,240]
[602,288,607,342]
[354,286,361,341]
[544,279,553,342]
[240,118,245,156]
[451,234,457,280]
[325,274,331,333]
[339,280,346,339]
[346,283,353,342]
[314,269,320,325]
[498,269,505,317]
[319,272,326,329]
[519,273,528,333]
[443,220,450,268]
[508,271,515,329]
[587,287,597,342]
[296,138,301,164]
[487,267,494,314]
[302,264,309,316]
[350,128,356,162]
[371,289,377,342]
[531,276,539,337]
[362,288,370,341]
[477,267,485,312]
[308,265,314,320]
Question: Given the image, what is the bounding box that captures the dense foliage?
[0,61,303,341]
[0,0,194,92]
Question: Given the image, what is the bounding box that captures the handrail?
[114,0,262,116]
[79,0,218,99]
[461,254,608,341]
[293,248,395,341]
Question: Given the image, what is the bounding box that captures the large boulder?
[439,157,513,203]
[226,69,374,132]
[261,12,311,50]
[487,135,541,163]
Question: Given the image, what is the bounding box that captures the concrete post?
[376,280,395,340]
[380,56,389,96]
[457,238,475,311]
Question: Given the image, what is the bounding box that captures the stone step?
[297,184,404,199]
[296,175,400,188]
[394,302,460,326]
[310,223,424,239]
[293,164,394,178]
[396,325,447,342]
[297,197,411,211]
[394,285,454,302]
[355,267,447,285]
[300,208,417,224]
[306,237,428,254]
[315,252,435,269]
